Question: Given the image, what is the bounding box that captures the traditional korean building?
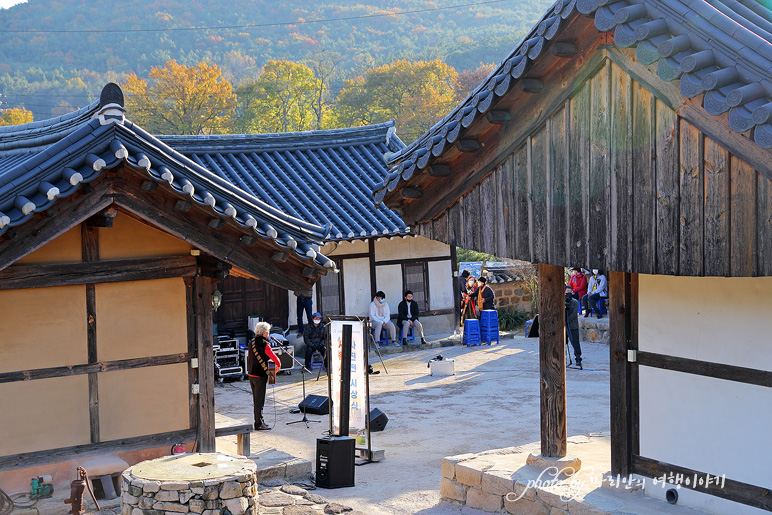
[0,84,332,492]
[162,125,457,337]
[375,0,772,512]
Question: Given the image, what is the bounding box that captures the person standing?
[582,269,608,319]
[295,291,313,334]
[565,286,582,369]
[460,275,479,323]
[397,290,427,346]
[369,290,397,345]
[303,312,326,370]
[247,321,281,430]
[471,276,495,311]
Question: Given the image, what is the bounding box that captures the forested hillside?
[0,0,553,121]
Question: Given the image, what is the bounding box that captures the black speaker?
[298,394,331,415]
[369,408,389,432]
[316,436,355,489]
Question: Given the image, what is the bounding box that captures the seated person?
[303,312,326,370]
[568,267,587,301]
[470,276,495,311]
[397,290,428,346]
[582,269,608,319]
[369,290,397,345]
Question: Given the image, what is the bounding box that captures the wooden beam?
[0,256,198,290]
[633,455,772,511]
[455,139,481,153]
[519,79,545,93]
[551,41,578,58]
[609,271,634,475]
[637,351,772,388]
[538,263,566,458]
[194,275,216,452]
[0,352,194,384]
[0,429,196,471]
[428,165,452,177]
[402,187,424,199]
[141,181,159,192]
[486,110,512,125]
[185,277,199,431]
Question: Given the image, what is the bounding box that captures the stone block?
[152,501,188,512]
[284,507,319,515]
[129,486,143,497]
[122,493,138,505]
[441,459,455,480]
[242,484,257,497]
[324,503,353,513]
[190,481,204,488]
[223,497,249,515]
[304,493,330,504]
[535,488,569,512]
[455,460,490,488]
[191,487,204,496]
[280,484,307,496]
[259,491,296,507]
[481,470,515,496]
[525,453,581,476]
[203,486,219,500]
[143,481,162,494]
[161,482,190,490]
[466,487,503,512]
[440,478,466,502]
[189,499,205,514]
[179,491,195,504]
[514,480,537,501]
[131,508,143,515]
[220,480,244,499]
[504,497,550,515]
[585,329,600,342]
[285,457,312,477]
[154,490,178,502]
[139,496,155,510]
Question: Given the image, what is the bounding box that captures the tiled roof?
[374,0,772,202]
[160,123,409,242]
[0,85,334,270]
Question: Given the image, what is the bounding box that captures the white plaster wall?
[374,235,449,261]
[638,274,772,506]
[375,264,403,315]
[343,258,371,316]
[639,275,772,371]
[428,260,454,310]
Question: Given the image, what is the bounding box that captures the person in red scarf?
[460,275,479,324]
[247,321,281,431]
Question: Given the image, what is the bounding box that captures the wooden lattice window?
[403,262,429,312]
[317,259,344,316]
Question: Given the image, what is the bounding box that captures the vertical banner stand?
[327,316,378,464]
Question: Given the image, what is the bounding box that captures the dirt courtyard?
[214,335,611,515]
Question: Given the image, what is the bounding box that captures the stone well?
[121,452,257,515]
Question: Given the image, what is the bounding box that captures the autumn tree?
[304,51,344,130]
[235,60,320,133]
[0,107,33,126]
[453,63,496,102]
[332,59,458,141]
[122,60,236,135]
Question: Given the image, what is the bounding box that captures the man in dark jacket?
[471,276,495,311]
[303,312,326,370]
[565,286,582,369]
[397,290,427,345]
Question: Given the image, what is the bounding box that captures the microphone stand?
[285,349,321,428]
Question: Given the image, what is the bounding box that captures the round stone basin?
[121,452,257,515]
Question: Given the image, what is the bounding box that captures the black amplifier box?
[315,436,355,489]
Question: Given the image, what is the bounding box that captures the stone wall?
[489,281,534,314]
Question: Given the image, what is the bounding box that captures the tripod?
[367,331,389,374]
[286,350,321,428]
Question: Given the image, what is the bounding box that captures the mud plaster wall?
[15,225,82,264]
[98,363,189,441]
[0,284,88,373]
[96,278,187,362]
[0,375,90,455]
[99,213,192,259]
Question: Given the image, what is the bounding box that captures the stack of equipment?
[214,335,242,382]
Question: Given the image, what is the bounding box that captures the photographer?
[565,286,582,369]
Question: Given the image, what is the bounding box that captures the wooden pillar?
[538,263,566,457]
[194,275,216,452]
[609,271,637,475]
[82,222,100,444]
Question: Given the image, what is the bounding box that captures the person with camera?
[565,285,582,369]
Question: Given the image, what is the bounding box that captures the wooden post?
[538,263,566,457]
[194,275,216,452]
[82,222,100,444]
[609,271,636,475]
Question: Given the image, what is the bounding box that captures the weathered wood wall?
[414,60,772,277]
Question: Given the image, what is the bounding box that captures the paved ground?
[214,333,611,515]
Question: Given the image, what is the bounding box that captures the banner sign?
[328,317,369,447]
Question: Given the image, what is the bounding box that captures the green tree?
[236,60,320,133]
[122,60,236,135]
[332,59,458,141]
[0,107,33,126]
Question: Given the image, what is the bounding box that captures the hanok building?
[375,0,772,513]
[162,125,457,337]
[0,84,333,492]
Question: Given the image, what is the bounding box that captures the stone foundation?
[489,281,535,313]
[578,317,609,344]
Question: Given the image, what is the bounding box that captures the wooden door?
[215,276,289,334]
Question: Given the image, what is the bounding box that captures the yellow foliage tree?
[332,59,458,141]
[0,107,33,126]
[236,60,321,133]
[122,60,236,135]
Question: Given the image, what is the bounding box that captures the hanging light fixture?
[212,289,223,311]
